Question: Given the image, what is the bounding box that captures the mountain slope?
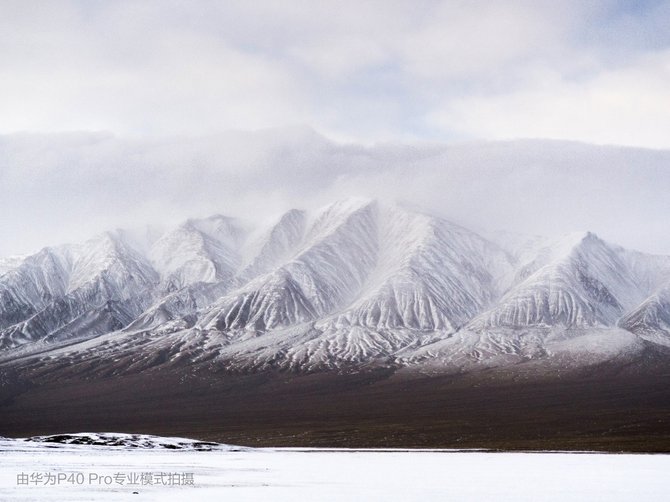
[468,233,666,330]
[0,232,158,350]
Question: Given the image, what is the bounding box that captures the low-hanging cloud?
[1,129,669,257]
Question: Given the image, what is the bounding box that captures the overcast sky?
[1,1,669,257]
[2,0,670,146]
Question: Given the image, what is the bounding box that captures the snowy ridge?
[467,233,651,330]
[0,231,159,350]
[238,209,307,281]
[619,282,670,346]
[149,215,244,291]
[1,198,670,373]
[325,205,512,331]
[198,199,379,333]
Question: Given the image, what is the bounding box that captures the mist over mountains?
[2,129,670,258]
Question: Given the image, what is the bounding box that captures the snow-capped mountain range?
[2,198,670,374]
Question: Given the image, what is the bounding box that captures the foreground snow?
[0,435,668,501]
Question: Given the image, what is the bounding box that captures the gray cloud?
[1,129,669,257]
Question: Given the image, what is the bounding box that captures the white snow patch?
[0,437,668,501]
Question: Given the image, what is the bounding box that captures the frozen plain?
[1,437,669,501]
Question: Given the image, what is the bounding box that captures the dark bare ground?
[1,362,670,452]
